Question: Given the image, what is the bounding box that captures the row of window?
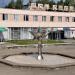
[2,14,75,22]
[2,14,29,21]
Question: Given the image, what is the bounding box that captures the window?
[58,16,62,22]
[11,28,20,40]
[14,14,19,21]
[65,17,69,22]
[24,15,25,21]
[24,15,29,21]
[50,16,54,21]
[33,15,38,21]
[42,16,46,21]
[3,14,8,20]
[72,17,75,22]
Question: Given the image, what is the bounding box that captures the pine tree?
[6,0,15,8]
[64,0,75,6]
[57,0,64,5]
[49,0,55,8]
[36,0,49,4]
[15,0,23,9]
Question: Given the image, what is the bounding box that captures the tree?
[36,0,49,4]
[57,0,64,5]
[36,0,56,8]
[6,0,15,8]
[64,0,75,6]
[15,0,23,9]
[64,0,70,5]
[49,0,56,8]
[6,0,23,9]
[70,0,75,6]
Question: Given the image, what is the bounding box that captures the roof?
[0,8,75,16]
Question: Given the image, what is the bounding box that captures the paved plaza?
[0,40,75,75]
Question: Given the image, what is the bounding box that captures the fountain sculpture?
[3,27,75,68]
[30,27,48,60]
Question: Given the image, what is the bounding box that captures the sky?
[0,0,60,7]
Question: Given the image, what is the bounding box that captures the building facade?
[0,8,75,40]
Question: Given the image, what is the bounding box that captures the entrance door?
[48,31,64,40]
[11,28,20,40]
[48,32,56,40]
[60,31,64,39]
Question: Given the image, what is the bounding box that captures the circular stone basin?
[4,54,75,67]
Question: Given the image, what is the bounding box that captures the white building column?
[8,28,11,40]
[20,27,23,40]
[3,28,8,40]
[64,30,70,38]
[28,28,33,39]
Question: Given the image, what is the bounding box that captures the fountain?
[2,27,75,68]
[30,27,48,60]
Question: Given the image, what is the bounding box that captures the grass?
[7,39,64,45]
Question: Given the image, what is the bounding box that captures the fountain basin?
[3,53,75,68]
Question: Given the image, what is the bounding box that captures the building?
[0,8,75,41]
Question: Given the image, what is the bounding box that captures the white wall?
[2,28,10,40]
[64,30,75,38]
[70,30,75,38]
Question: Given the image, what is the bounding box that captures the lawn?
[7,39,64,45]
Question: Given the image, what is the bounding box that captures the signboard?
[53,5,57,10]
[63,27,70,31]
[58,5,63,11]
[30,3,75,12]
[64,6,69,11]
[38,3,43,9]
[58,28,63,30]
[44,4,49,10]
[31,3,36,8]
[69,6,74,11]
[46,28,58,32]
[70,28,75,30]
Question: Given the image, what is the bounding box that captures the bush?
[7,39,64,45]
